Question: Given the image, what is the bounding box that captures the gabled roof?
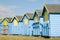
[12,15,23,22]
[35,10,42,17]
[7,17,12,22]
[15,16,23,21]
[0,17,9,23]
[24,13,34,19]
[44,4,60,13]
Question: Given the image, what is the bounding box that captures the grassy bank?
[0,35,60,40]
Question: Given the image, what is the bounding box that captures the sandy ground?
[0,35,60,40]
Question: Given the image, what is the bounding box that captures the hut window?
[24,19,28,24]
[35,16,39,22]
[14,20,18,26]
[4,20,8,26]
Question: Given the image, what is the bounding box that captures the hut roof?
[11,15,23,22]
[0,17,9,23]
[35,10,42,17]
[25,13,34,19]
[7,17,12,22]
[44,4,60,13]
[15,16,23,21]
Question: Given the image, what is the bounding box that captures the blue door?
[42,23,49,36]
[32,22,41,36]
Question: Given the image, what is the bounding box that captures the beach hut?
[32,10,42,36]
[0,17,9,34]
[22,13,34,36]
[10,16,20,34]
[16,16,23,35]
[42,4,60,37]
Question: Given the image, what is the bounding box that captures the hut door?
[32,22,40,36]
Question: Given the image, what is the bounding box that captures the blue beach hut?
[32,10,42,36]
[0,17,9,34]
[16,16,23,35]
[10,16,22,34]
[22,13,34,36]
[42,4,60,37]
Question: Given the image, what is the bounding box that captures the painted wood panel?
[41,21,49,36]
[49,14,60,36]
[22,20,33,36]
[8,23,12,34]
[32,22,41,36]
[28,20,33,36]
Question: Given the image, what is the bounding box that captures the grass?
[0,35,60,40]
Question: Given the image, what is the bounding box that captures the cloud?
[0,5,18,17]
[0,6,10,13]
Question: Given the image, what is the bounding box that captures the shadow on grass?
[41,36,50,39]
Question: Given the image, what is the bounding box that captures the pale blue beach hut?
[42,4,60,37]
[32,10,42,36]
[22,13,34,36]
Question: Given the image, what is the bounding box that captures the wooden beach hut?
[10,16,20,34]
[42,4,60,37]
[32,10,43,36]
[22,13,34,36]
[0,17,9,34]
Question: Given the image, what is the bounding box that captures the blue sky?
[0,0,60,17]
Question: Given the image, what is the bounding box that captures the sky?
[0,0,60,17]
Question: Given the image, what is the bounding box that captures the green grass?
[0,35,60,40]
